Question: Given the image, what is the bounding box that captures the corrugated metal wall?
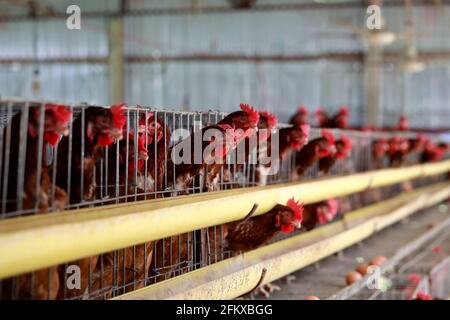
[0,0,449,128]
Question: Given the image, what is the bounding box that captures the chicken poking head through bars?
[87,103,127,147]
[24,103,72,212]
[139,111,164,145]
[10,104,72,301]
[225,198,304,253]
[316,198,339,225]
[335,134,352,159]
[224,198,303,298]
[301,198,339,231]
[218,103,260,141]
[318,134,352,175]
[257,111,278,142]
[294,128,336,178]
[28,103,72,146]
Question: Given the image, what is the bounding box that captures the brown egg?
[346,271,362,285]
[369,256,387,266]
[355,263,369,276]
[304,296,320,300]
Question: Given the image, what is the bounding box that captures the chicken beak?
[110,128,124,141]
[58,125,70,136]
[292,220,302,229]
[139,152,149,161]
[138,124,146,133]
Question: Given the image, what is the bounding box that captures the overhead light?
[358,31,396,46]
[398,60,426,73]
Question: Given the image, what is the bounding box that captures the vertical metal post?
[108,16,125,104]
[364,45,383,127]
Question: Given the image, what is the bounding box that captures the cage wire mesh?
[342,229,450,300]
[0,97,449,300]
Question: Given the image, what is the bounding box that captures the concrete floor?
[254,203,450,300]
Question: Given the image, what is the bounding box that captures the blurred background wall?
[0,0,449,128]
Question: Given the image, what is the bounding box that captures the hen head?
[258,111,278,141]
[87,104,127,147]
[287,124,310,150]
[316,198,339,224]
[315,129,336,158]
[314,107,328,127]
[258,111,278,130]
[389,136,409,155]
[298,105,308,116]
[28,103,72,146]
[373,138,389,157]
[276,198,303,234]
[411,133,427,152]
[291,105,308,126]
[224,103,259,133]
[397,115,409,131]
[336,134,352,159]
[139,112,164,145]
[335,105,349,128]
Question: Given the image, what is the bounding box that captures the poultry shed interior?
[1,0,450,304]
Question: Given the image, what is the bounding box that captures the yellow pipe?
[114,182,450,300]
[0,160,450,280]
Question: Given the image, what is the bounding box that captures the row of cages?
[0,97,450,300]
[347,229,450,300]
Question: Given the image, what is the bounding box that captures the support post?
[364,45,383,127]
[108,17,125,104]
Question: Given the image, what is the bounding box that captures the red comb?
[321,129,335,145]
[298,105,308,115]
[259,111,278,129]
[240,103,260,126]
[45,104,72,124]
[110,103,127,129]
[287,198,304,221]
[340,135,352,151]
[140,112,154,125]
[339,105,349,116]
[398,115,409,130]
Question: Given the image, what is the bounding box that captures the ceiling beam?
[1,1,450,21]
[0,50,450,65]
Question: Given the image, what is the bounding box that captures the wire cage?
[429,257,450,299]
[340,228,450,300]
[0,97,449,300]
